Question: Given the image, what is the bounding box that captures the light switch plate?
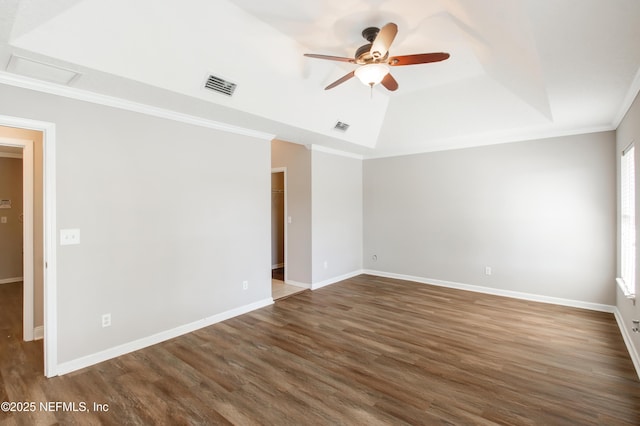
[60,228,80,245]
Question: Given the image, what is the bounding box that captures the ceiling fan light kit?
[304,22,450,93]
[355,63,389,87]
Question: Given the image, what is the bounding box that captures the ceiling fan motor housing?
[355,26,390,63]
[355,43,388,64]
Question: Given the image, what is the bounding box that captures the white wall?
[616,90,640,362]
[0,83,272,364]
[311,150,363,285]
[364,132,616,305]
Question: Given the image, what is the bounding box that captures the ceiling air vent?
[7,54,81,85]
[204,75,237,96]
[334,121,350,132]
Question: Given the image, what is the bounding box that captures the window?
[619,144,636,298]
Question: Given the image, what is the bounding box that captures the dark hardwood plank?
[1,275,640,424]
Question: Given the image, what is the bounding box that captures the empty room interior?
[1,0,640,424]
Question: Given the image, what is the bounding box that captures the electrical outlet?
[242,281,248,290]
[101,313,111,327]
[485,266,492,276]
[323,261,328,269]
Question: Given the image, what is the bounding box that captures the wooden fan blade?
[325,70,355,90]
[389,52,450,66]
[381,73,398,91]
[304,53,355,63]
[370,23,398,59]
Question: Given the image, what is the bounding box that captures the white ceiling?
[1,0,639,157]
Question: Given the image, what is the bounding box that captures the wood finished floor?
[2,275,640,425]
[271,279,306,300]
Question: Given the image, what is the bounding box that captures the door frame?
[0,114,57,377]
[271,167,287,283]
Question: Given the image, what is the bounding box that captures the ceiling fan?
[304,23,450,92]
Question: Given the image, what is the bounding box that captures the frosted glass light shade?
[354,63,389,86]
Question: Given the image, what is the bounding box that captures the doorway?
[0,136,35,342]
[271,170,285,280]
[0,116,57,378]
[271,168,303,300]
[0,146,27,356]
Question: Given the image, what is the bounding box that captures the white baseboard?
[0,277,23,284]
[33,325,44,340]
[311,270,364,291]
[613,308,640,380]
[56,297,274,376]
[285,280,311,289]
[363,270,615,313]
[271,263,284,270]
[283,270,364,290]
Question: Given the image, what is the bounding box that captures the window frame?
[618,143,636,299]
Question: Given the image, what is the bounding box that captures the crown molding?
[310,144,363,160]
[1,69,631,159]
[0,71,276,142]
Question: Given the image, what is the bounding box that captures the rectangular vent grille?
[204,75,237,96]
[334,121,350,132]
